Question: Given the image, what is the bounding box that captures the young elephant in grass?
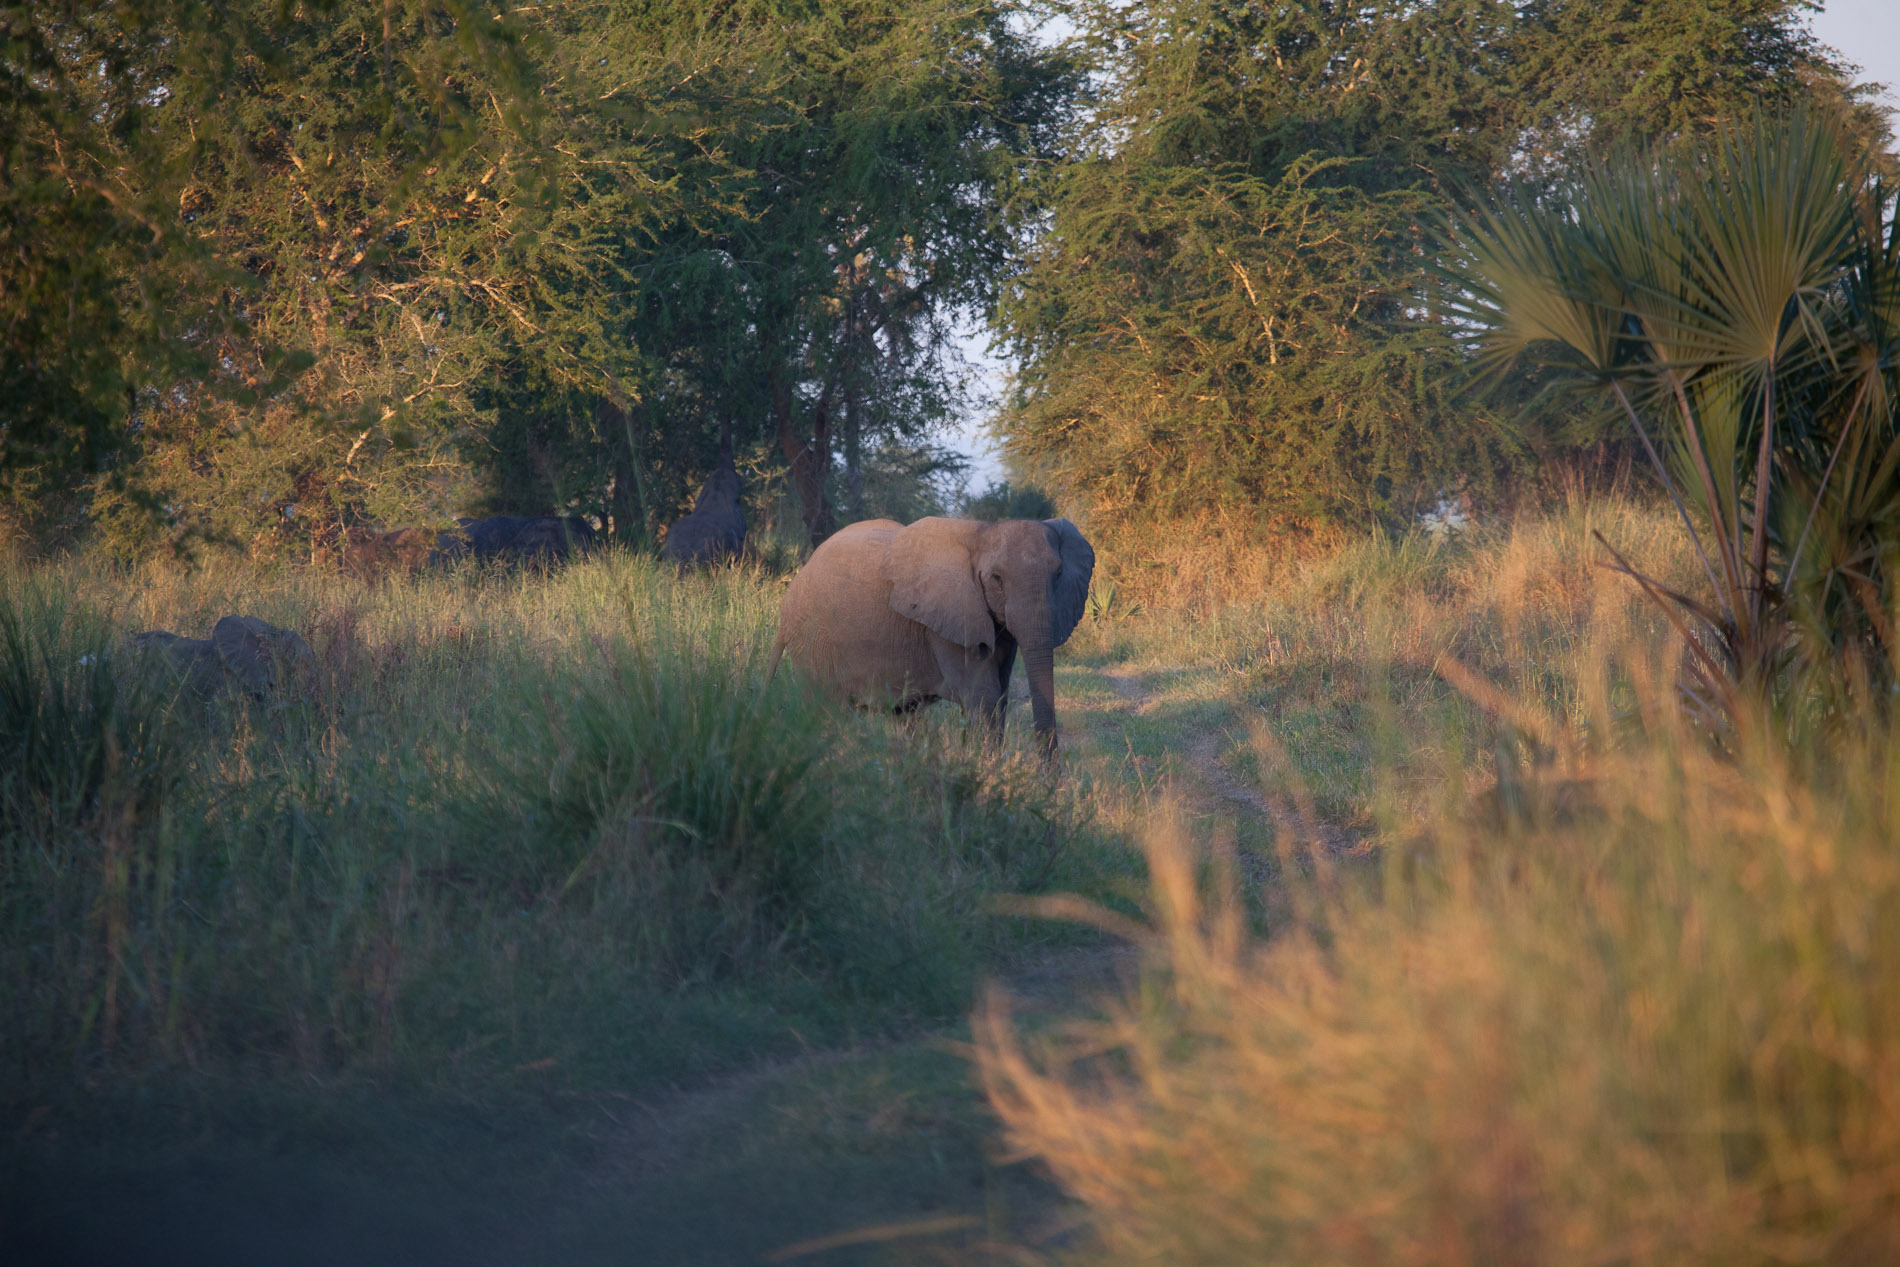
[770,517,1094,751]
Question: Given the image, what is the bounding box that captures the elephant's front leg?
[988,633,1019,740]
[929,632,1011,744]
[967,673,1008,745]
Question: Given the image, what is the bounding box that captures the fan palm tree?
[1445,110,1900,721]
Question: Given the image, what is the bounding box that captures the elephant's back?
[776,521,934,704]
[779,521,899,627]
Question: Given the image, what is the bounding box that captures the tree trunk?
[600,396,648,543]
[774,371,835,547]
[843,299,864,521]
[1023,640,1058,752]
[844,373,863,522]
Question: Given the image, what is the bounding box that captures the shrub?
[477,636,832,979]
[0,583,191,1069]
[1448,109,1900,717]
[962,480,1059,522]
[0,553,1109,1095]
[0,585,179,841]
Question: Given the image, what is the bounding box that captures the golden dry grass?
[978,505,1900,1266]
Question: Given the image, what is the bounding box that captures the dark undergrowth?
[0,554,1128,1263]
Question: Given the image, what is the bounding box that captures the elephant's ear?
[1043,518,1095,647]
[886,518,995,651]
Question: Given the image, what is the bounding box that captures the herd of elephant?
[343,460,1097,750]
[340,458,750,577]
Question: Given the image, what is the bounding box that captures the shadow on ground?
[4,943,1136,1267]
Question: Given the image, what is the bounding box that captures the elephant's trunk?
[1008,571,1060,753]
[1023,638,1058,752]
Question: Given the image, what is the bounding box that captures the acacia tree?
[608,0,1075,547]
[2,0,556,555]
[6,0,1073,554]
[997,0,1525,535]
[1,0,298,541]
[996,0,1877,537]
[1510,0,1889,175]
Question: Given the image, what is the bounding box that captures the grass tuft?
[979,561,1900,1266]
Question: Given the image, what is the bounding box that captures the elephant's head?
[885,517,1094,750]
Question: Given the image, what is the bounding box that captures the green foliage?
[2,0,546,549]
[1511,0,1888,173]
[483,636,831,976]
[3,0,1075,556]
[996,0,1878,534]
[10,0,1883,560]
[583,0,1077,544]
[847,439,971,524]
[999,0,1519,532]
[963,479,1059,522]
[1447,109,1900,714]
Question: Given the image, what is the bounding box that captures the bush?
[477,636,832,979]
[962,480,1059,522]
[1448,109,1900,715]
[0,585,180,841]
[0,583,194,1072]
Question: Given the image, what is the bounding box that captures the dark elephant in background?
[662,460,746,565]
[434,515,597,564]
[769,516,1094,751]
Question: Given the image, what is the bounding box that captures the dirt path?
[1102,668,1272,823]
[563,669,1369,1261]
[1099,666,1360,855]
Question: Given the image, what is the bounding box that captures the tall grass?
[0,584,188,1067]
[1064,494,1699,830]
[978,560,1900,1264]
[477,634,832,979]
[0,581,180,838]
[0,550,1106,1102]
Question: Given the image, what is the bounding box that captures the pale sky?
[945,0,1900,494]
[1810,0,1900,115]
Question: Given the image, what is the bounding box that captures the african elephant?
[662,460,746,565]
[769,516,1094,751]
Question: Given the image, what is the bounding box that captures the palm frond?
[1448,108,1900,720]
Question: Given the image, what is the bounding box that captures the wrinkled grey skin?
[770,517,1094,751]
[133,616,317,700]
[433,516,597,564]
[662,461,747,565]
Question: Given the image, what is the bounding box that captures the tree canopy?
[3,0,1074,554]
[994,0,1886,536]
[3,0,1890,554]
